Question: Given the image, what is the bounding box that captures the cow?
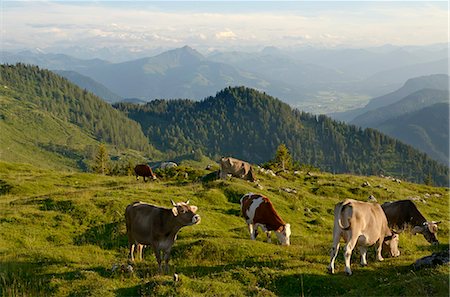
[220,157,256,182]
[381,200,440,245]
[160,162,178,169]
[328,199,400,276]
[134,164,156,182]
[125,200,200,273]
[240,193,291,246]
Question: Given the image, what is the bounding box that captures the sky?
[1,1,448,58]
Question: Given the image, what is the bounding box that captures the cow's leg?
[137,244,144,260]
[375,239,384,262]
[154,248,163,273]
[343,237,358,276]
[248,224,258,240]
[163,248,172,274]
[129,242,136,262]
[359,246,368,266]
[135,175,139,181]
[144,176,147,182]
[259,224,271,243]
[327,229,341,274]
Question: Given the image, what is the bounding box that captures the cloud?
[215,29,237,40]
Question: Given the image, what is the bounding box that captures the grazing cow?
[220,157,256,182]
[134,164,156,182]
[381,200,440,245]
[125,200,200,273]
[328,199,400,276]
[240,193,291,245]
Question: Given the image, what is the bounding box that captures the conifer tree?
[93,144,109,175]
[273,144,293,171]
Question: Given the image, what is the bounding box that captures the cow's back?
[241,193,285,229]
[126,202,164,245]
[382,200,425,228]
[339,199,390,244]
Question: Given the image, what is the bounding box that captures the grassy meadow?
[0,161,448,296]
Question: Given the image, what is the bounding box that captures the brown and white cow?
[382,200,440,245]
[240,193,291,245]
[125,200,200,273]
[220,157,256,182]
[328,199,400,276]
[134,164,156,182]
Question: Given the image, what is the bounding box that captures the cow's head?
[171,200,201,226]
[275,224,291,246]
[411,221,440,245]
[383,232,400,257]
[246,167,256,182]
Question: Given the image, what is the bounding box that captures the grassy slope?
[0,161,448,297]
[0,93,97,170]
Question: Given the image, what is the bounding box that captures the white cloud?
[2,1,447,53]
[215,29,237,40]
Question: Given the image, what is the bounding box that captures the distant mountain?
[351,88,450,128]
[76,46,278,101]
[0,64,152,157]
[54,70,123,103]
[114,86,449,186]
[375,103,449,165]
[121,98,148,104]
[1,50,110,71]
[331,74,449,122]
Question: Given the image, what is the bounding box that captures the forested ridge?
[115,86,449,186]
[1,64,150,151]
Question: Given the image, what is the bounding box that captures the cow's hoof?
[360,263,367,267]
[345,268,352,276]
[327,266,334,274]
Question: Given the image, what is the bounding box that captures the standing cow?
[125,200,200,273]
[328,199,400,276]
[134,164,156,182]
[240,193,291,245]
[220,157,256,182]
[381,200,440,245]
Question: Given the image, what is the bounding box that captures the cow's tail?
[337,201,352,230]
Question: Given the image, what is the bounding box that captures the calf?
[382,200,440,245]
[125,200,200,273]
[240,193,291,245]
[328,199,400,276]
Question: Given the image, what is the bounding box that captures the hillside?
[331,74,449,122]
[375,103,449,165]
[114,86,449,186]
[1,64,150,151]
[351,88,450,128]
[55,70,123,103]
[0,161,448,296]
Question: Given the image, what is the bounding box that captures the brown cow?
[134,164,156,182]
[220,157,256,182]
[381,200,440,245]
[328,199,400,275]
[125,200,200,273]
[240,193,291,245]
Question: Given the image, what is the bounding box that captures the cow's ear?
[411,225,424,235]
[172,207,179,216]
[427,222,438,233]
[190,205,198,213]
[185,199,190,205]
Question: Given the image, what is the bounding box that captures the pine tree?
[93,144,109,175]
[273,144,293,171]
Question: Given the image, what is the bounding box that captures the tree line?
[115,86,449,186]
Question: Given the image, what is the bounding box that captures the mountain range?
[2,45,447,113]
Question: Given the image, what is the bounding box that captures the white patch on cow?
[245,197,264,224]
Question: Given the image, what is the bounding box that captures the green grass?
[0,161,448,296]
